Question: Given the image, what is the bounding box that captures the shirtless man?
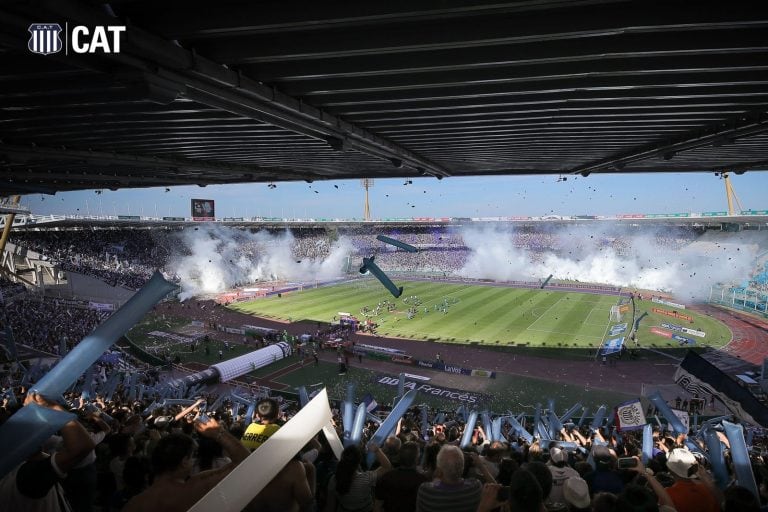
[246,456,316,512]
[122,416,249,512]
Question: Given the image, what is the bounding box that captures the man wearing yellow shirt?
[241,398,281,451]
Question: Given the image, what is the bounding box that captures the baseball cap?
[666,448,699,479]
[550,446,567,464]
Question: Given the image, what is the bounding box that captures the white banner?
[681,327,706,338]
[652,297,686,309]
[616,399,646,431]
[189,388,341,512]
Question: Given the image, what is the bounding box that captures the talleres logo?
[28,23,126,55]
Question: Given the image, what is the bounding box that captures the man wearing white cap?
[546,447,579,507]
[665,447,720,512]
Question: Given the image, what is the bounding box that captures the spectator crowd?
[1,366,767,512]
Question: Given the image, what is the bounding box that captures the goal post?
[609,305,623,322]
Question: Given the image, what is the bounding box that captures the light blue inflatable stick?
[0,404,76,480]
[343,383,355,441]
[482,411,493,442]
[548,399,555,416]
[348,402,367,447]
[591,405,607,432]
[435,412,445,425]
[366,412,382,425]
[244,400,256,427]
[642,423,653,464]
[648,391,686,434]
[577,406,588,428]
[723,420,759,500]
[421,406,429,441]
[142,401,160,416]
[491,417,502,442]
[164,399,197,406]
[693,412,699,432]
[342,404,354,442]
[537,420,551,441]
[127,374,139,402]
[746,428,755,447]
[506,415,533,444]
[361,257,403,298]
[366,389,417,467]
[376,235,419,253]
[82,365,95,396]
[548,410,563,437]
[533,404,542,439]
[298,386,309,408]
[209,393,228,414]
[31,272,176,398]
[346,382,356,406]
[460,411,479,449]
[560,402,582,423]
[703,427,729,489]
[397,373,405,402]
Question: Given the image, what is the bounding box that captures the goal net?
[609,305,623,322]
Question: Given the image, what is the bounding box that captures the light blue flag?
[32,272,176,398]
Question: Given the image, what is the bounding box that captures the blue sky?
[20,171,768,219]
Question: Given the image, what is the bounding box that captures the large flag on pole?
[615,399,646,431]
[674,350,768,427]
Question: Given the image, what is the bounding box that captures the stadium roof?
[1,1,768,195]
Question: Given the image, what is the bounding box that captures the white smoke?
[168,225,352,300]
[458,225,762,300]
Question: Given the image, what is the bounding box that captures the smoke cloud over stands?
[458,225,760,299]
[170,225,352,300]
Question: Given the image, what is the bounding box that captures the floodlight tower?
[720,172,744,216]
[360,178,374,221]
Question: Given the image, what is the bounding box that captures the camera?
[618,457,638,468]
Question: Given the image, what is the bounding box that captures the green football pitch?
[227,279,731,349]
